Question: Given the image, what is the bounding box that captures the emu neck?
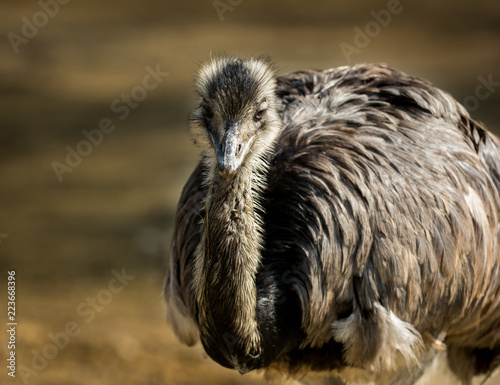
[195,162,263,364]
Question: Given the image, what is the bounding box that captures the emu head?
[191,56,281,178]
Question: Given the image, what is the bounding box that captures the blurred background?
[0,0,499,384]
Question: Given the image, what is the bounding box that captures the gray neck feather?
[194,156,266,356]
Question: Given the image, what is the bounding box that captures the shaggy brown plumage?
[164,56,500,385]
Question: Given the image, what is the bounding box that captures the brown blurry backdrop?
[1,1,500,384]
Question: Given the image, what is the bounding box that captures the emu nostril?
[236,144,242,155]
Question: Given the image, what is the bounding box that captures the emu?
[164,56,500,385]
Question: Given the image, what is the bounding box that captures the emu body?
[164,57,500,384]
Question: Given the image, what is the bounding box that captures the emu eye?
[254,108,266,121]
[254,100,268,121]
[202,105,213,120]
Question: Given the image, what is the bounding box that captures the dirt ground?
[1,0,500,384]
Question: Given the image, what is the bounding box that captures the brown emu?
[164,56,500,385]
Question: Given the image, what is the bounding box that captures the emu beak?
[213,121,251,178]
